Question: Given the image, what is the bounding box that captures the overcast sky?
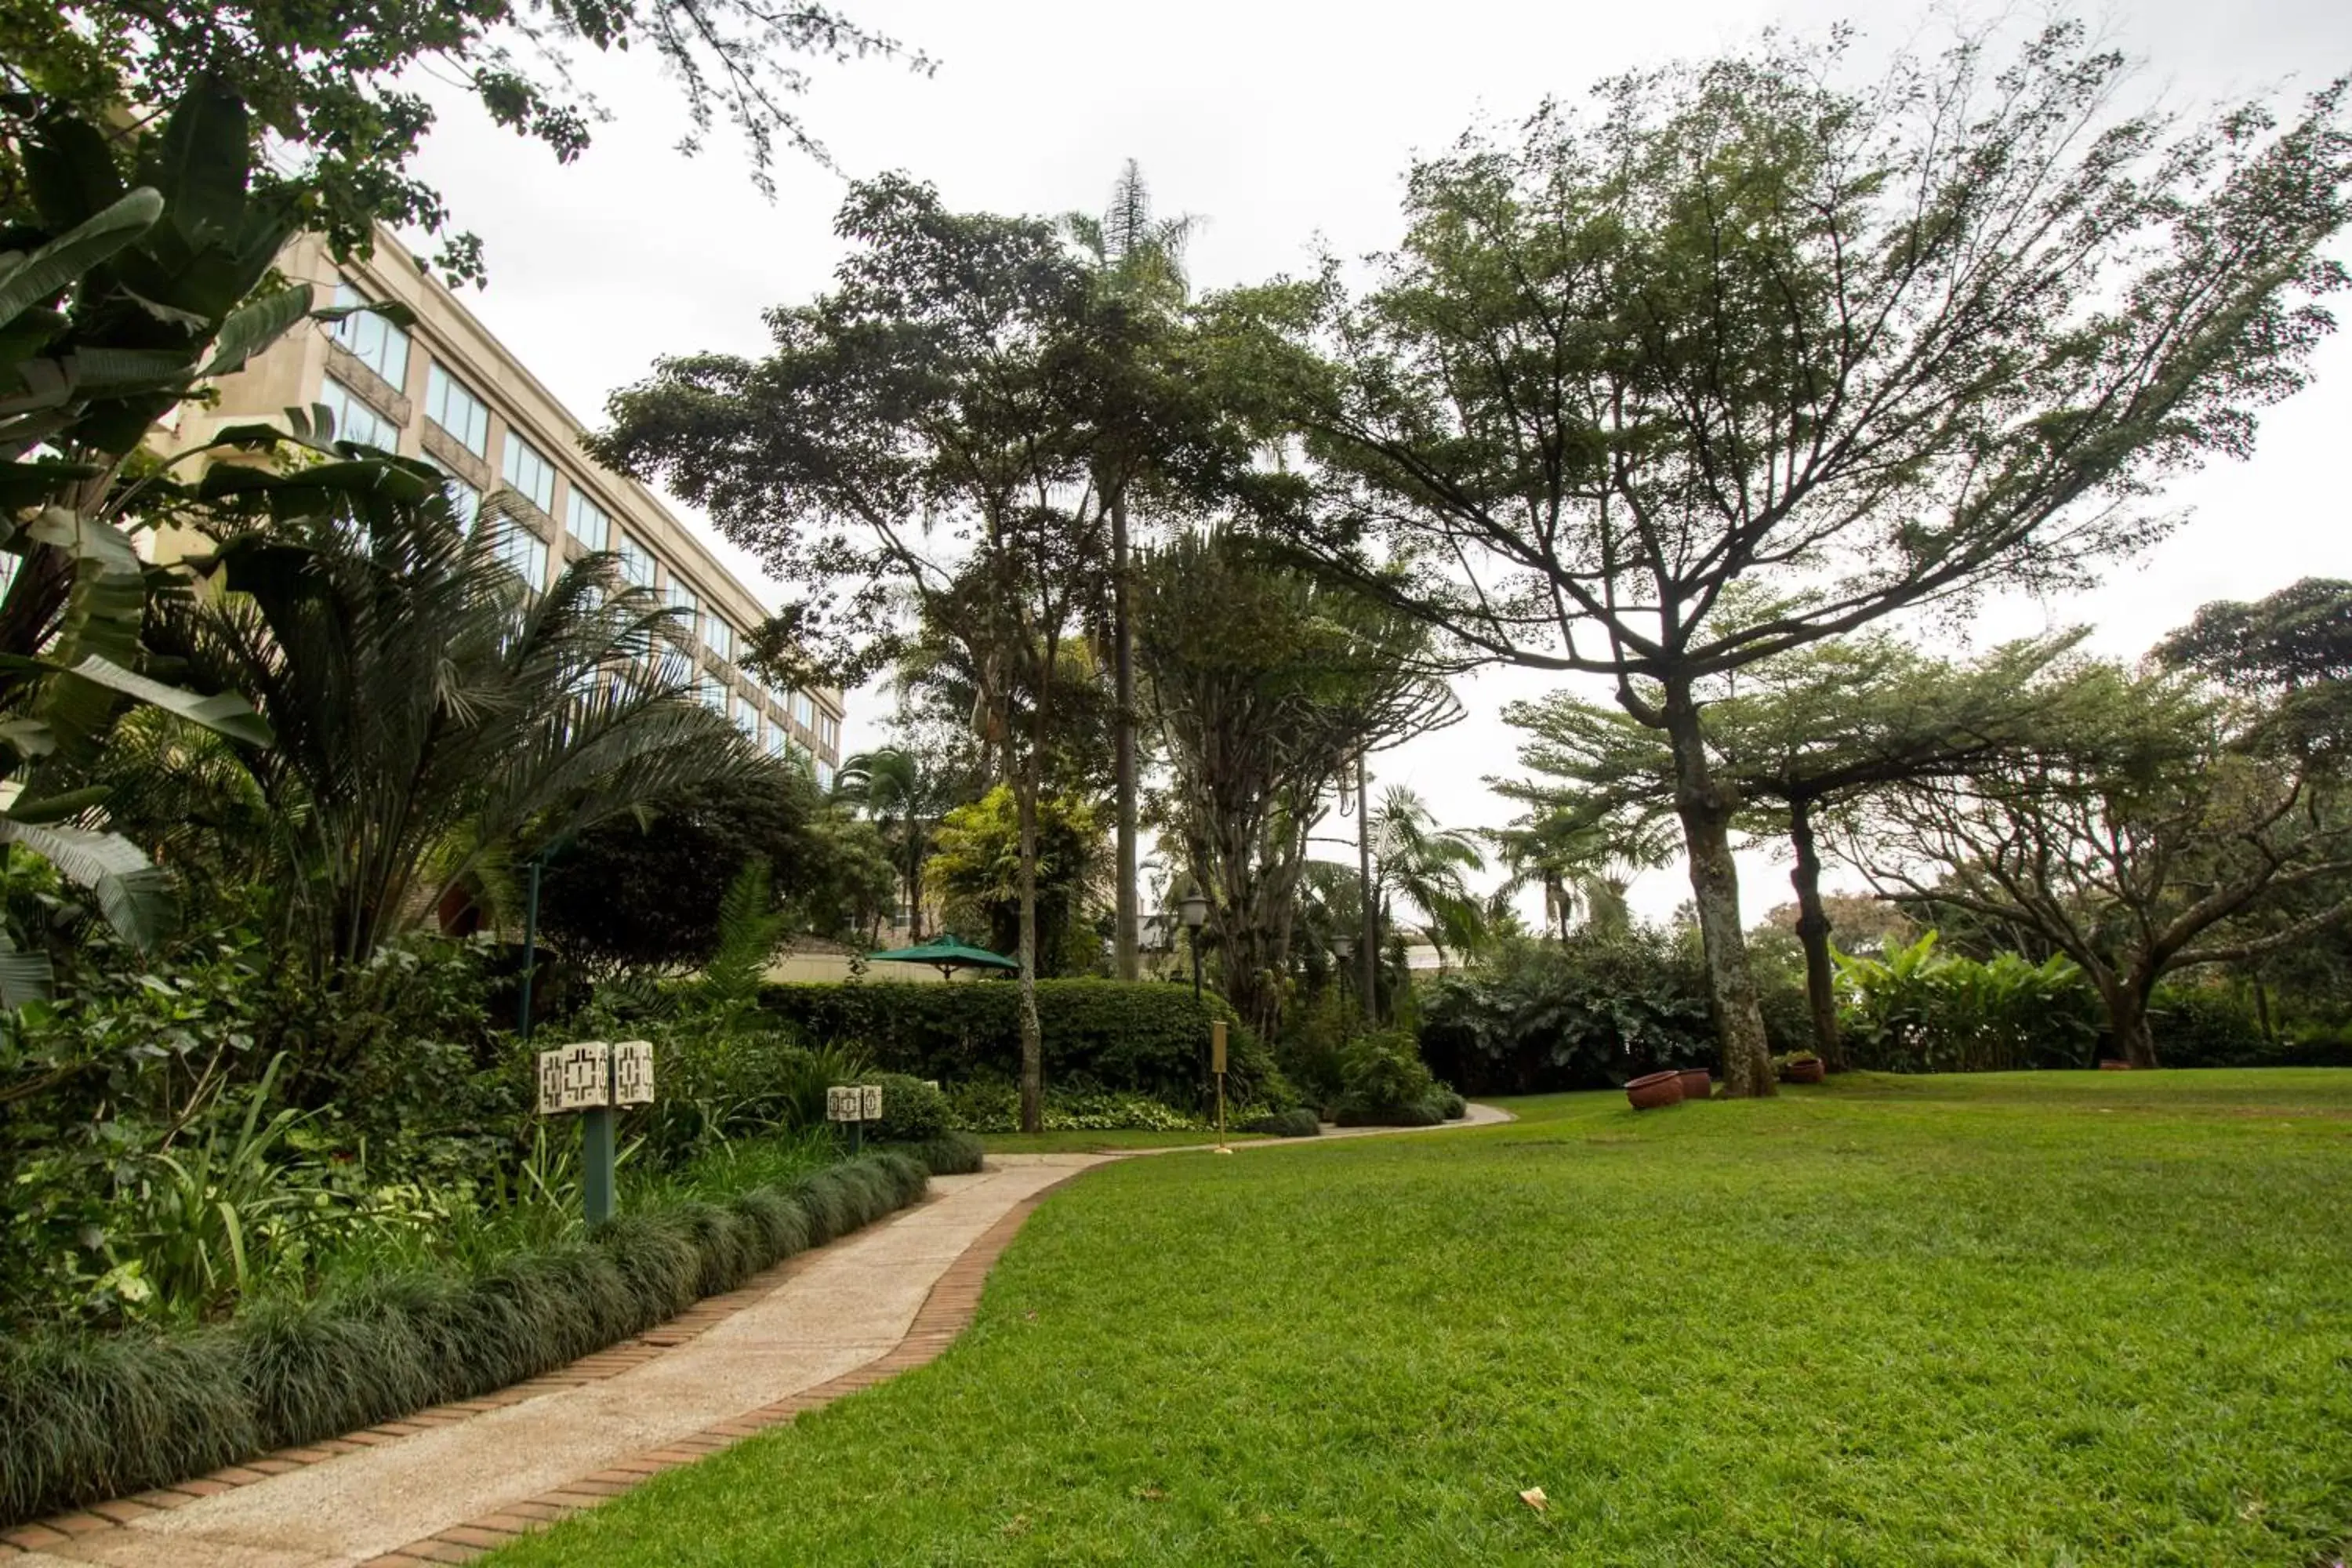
[399,0,2352,927]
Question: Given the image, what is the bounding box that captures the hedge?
[0,1142,972,1529]
[759,979,1292,1109]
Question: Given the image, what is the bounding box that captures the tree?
[536,767,830,973]
[143,495,764,980]
[0,0,929,281]
[928,786,1104,978]
[593,178,1240,1129]
[1502,632,2092,1062]
[1367,785,1488,970]
[1133,526,1458,1040]
[1236,27,2352,1094]
[1861,662,2352,1066]
[832,744,966,942]
[1064,159,1200,983]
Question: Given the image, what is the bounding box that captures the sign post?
[1211,1020,1231,1155]
[828,1083,886,1154]
[538,1040,654,1225]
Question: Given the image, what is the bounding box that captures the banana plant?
[0,81,416,997]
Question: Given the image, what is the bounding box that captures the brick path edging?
[0,1174,997,1559]
[358,1171,1084,1566]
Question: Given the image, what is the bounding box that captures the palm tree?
[833,744,963,942]
[1063,160,1197,982]
[1489,807,1672,941]
[1368,786,1489,971]
[143,495,765,977]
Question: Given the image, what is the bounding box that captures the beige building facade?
[183,232,845,781]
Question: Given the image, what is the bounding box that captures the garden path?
[5,1109,1508,1568]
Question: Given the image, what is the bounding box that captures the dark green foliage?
[868,1073,949,1143]
[942,1078,1203,1134]
[758,980,1291,1109]
[1432,1089,1467,1121]
[1417,931,1716,1094]
[1239,1107,1321,1138]
[1838,935,2103,1073]
[2150,987,2352,1068]
[1332,1032,1443,1127]
[0,1146,951,1527]
[538,775,829,974]
[905,1131,987,1175]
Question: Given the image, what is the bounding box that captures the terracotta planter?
[2097,1058,2132,1071]
[1782,1058,1827,1085]
[1678,1069,1713,1103]
[1625,1070,1686,1110]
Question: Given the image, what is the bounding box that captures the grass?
[978,1127,1271,1153]
[490,1071,2352,1566]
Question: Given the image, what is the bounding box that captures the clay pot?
[1782,1057,1827,1085]
[2097,1058,2132,1071]
[1625,1070,1686,1110]
[1677,1068,1712,1102]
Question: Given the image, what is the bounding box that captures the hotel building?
[179,232,844,784]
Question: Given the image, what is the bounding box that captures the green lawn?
[492,1072,2352,1566]
[978,1126,1272,1154]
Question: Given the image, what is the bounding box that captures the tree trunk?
[1015,753,1044,1133]
[1112,493,1139,982]
[2252,975,2276,1044]
[2107,980,2160,1069]
[1357,757,1377,1021]
[1787,797,1842,1069]
[1661,683,1777,1097]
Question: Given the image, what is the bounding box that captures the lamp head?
[1179,891,1208,931]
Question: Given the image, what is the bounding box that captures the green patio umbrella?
[864,934,1020,981]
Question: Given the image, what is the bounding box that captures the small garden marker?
[537,1039,655,1224]
[828,1083,887,1154]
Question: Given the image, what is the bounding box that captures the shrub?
[0,1144,956,1529]
[1240,1107,1321,1138]
[1333,1032,1445,1127]
[757,979,1294,1109]
[904,1131,986,1174]
[1432,1088,1468,1120]
[868,1073,949,1143]
[942,1078,1205,1134]
[1417,929,1715,1094]
[1838,934,2100,1073]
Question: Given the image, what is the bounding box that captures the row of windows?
[330,274,838,753]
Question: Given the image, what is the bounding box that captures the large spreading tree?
[1235,27,2352,1094]
[1501,631,2094,1063]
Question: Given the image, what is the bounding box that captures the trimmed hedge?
[760,979,1293,1109]
[1240,1107,1322,1138]
[0,1146,957,1530]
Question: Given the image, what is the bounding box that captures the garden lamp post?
[1181,890,1208,1113]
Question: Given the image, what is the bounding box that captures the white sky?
[400,0,2352,927]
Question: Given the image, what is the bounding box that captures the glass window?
[427,459,480,528]
[330,280,410,389]
[816,759,834,790]
[818,713,838,750]
[501,431,556,514]
[666,579,699,623]
[793,691,815,728]
[704,612,735,662]
[424,363,489,456]
[615,533,654,588]
[734,691,759,737]
[318,376,396,450]
[699,673,728,714]
[566,489,611,551]
[762,722,786,759]
[488,521,547,588]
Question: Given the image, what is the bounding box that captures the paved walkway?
[3,1109,1508,1567]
